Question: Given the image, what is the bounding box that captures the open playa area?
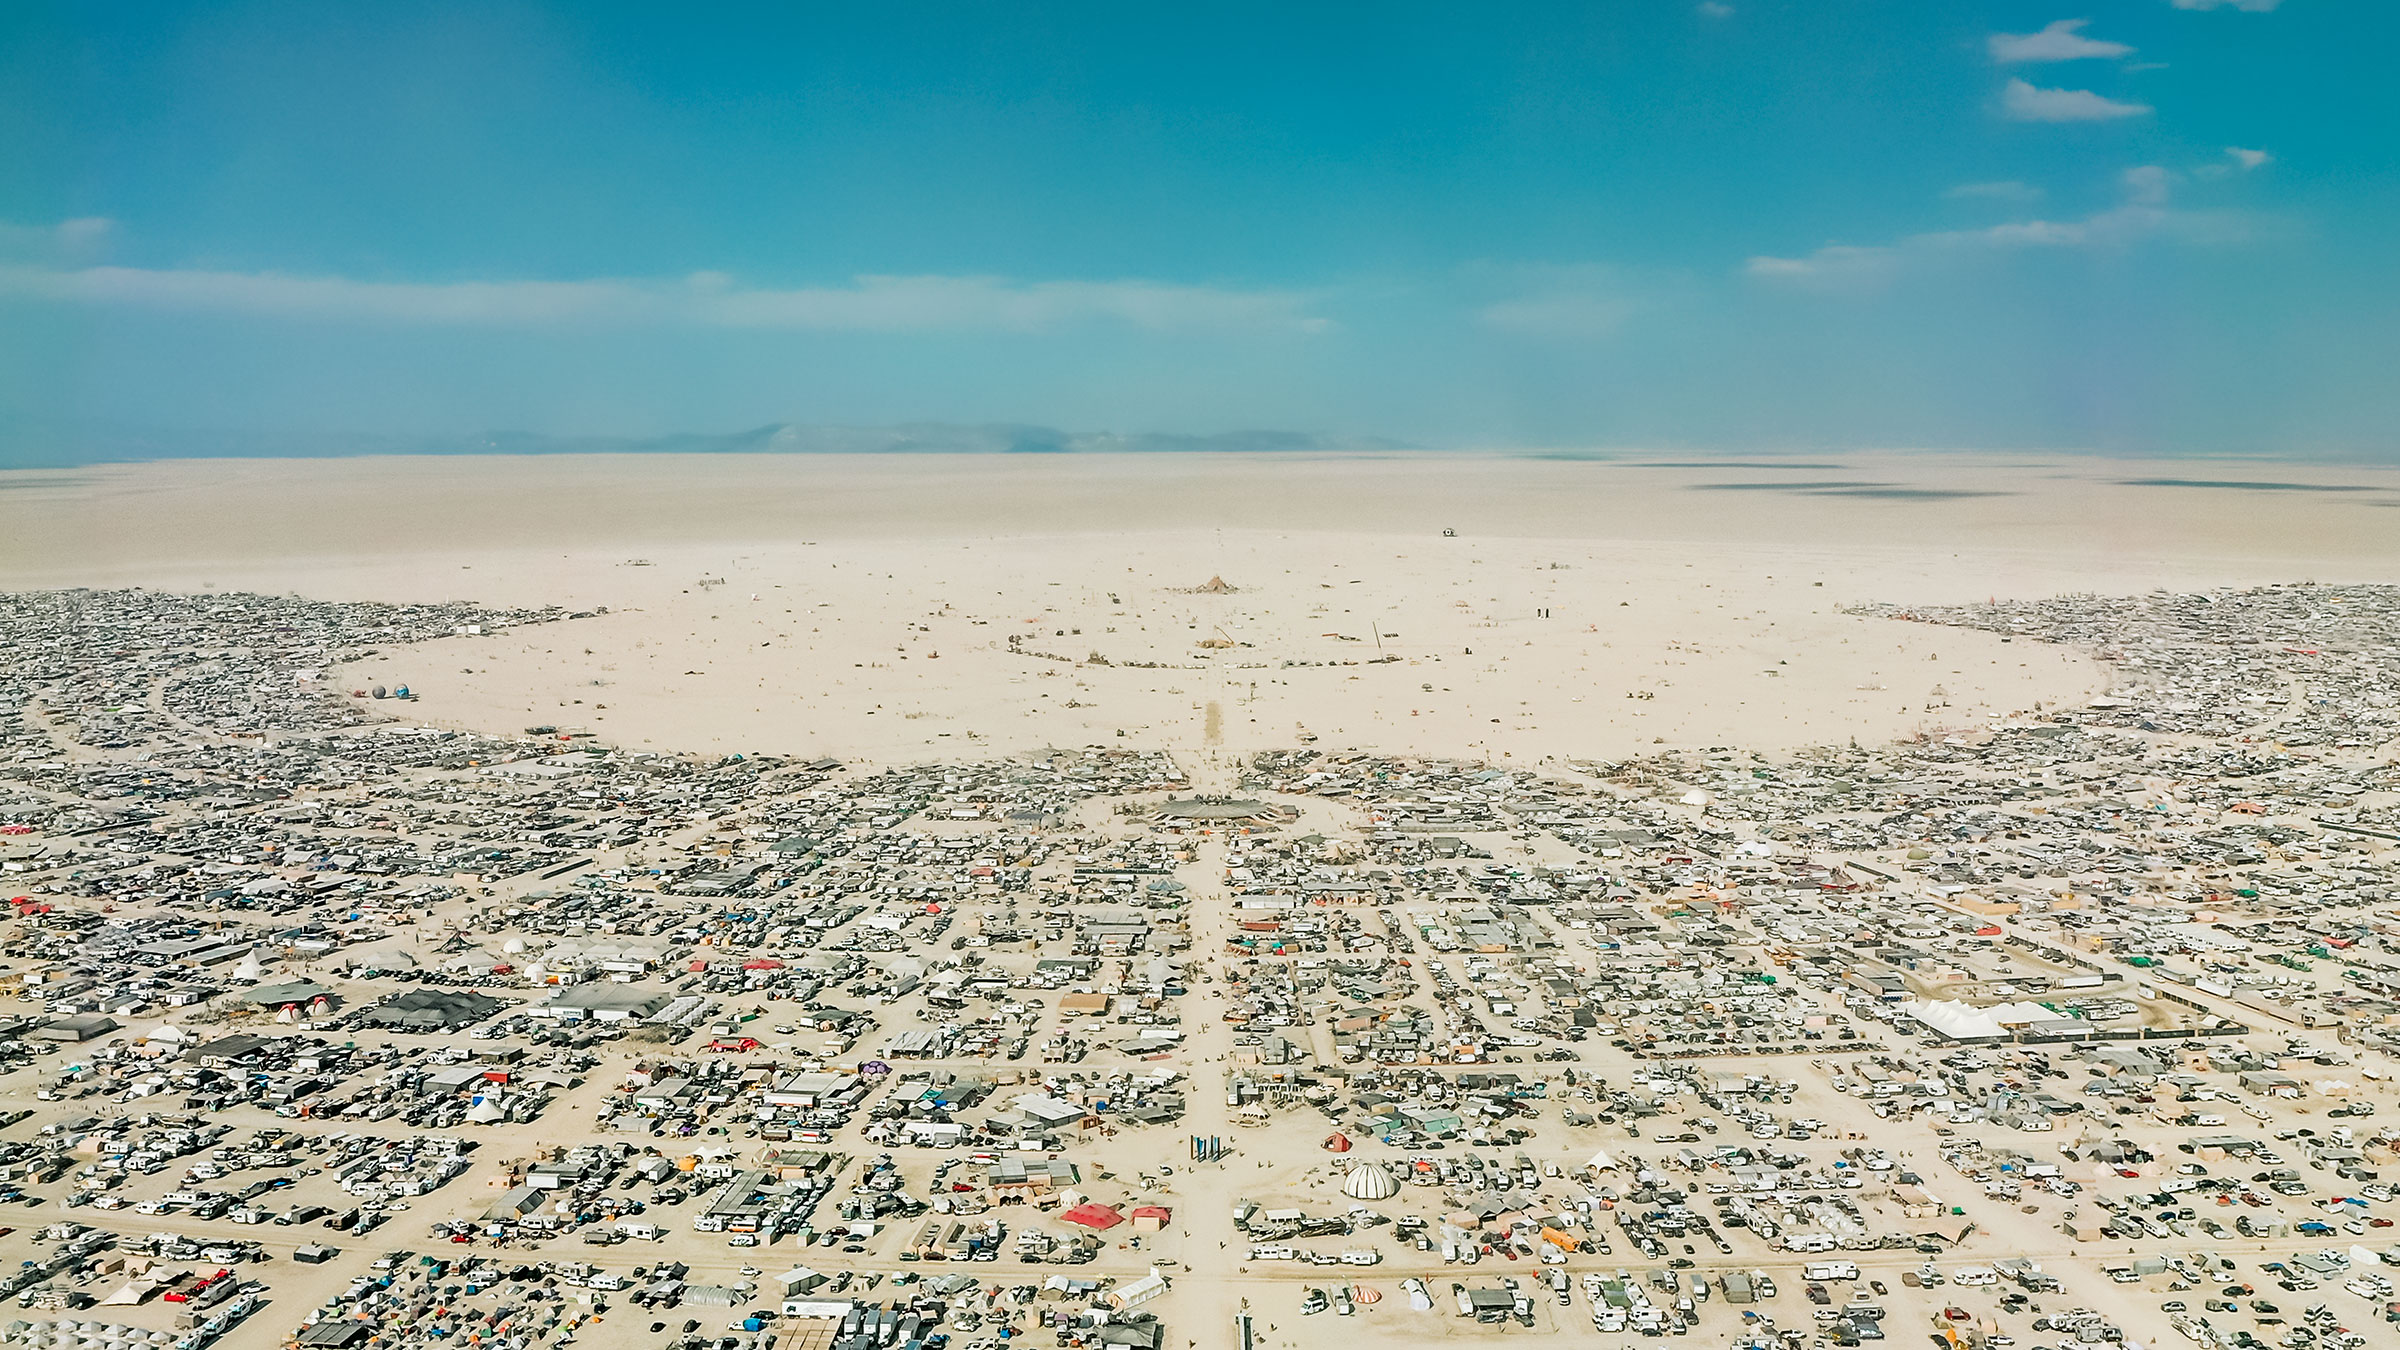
[7,452,2400,763]
[1,453,2399,1350]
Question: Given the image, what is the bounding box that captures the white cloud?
[1945,180,2045,203]
[0,216,115,263]
[2226,146,2272,170]
[2001,78,2152,122]
[1989,19,2133,64]
[700,275,1328,333]
[2170,0,2280,10]
[1744,245,1896,285]
[1749,166,2247,287]
[2121,164,2172,205]
[1469,263,1640,338]
[0,257,1328,334]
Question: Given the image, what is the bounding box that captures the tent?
[1106,1272,1169,1310]
[1901,999,2054,1041]
[1322,1132,1352,1152]
[343,943,420,972]
[1060,1203,1124,1231]
[1342,1164,1400,1201]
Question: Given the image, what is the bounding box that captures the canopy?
[1060,1203,1124,1231]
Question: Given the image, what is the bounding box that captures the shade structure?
[1341,1163,1400,1200]
[1060,1203,1125,1231]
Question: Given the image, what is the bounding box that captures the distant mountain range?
[0,418,1418,468]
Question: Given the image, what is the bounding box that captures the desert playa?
[5,453,2400,1350]
[5,451,2399,765]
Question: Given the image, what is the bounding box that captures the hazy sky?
[2,2,2390,459]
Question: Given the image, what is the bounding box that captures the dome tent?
[1341,1163,1400,1200]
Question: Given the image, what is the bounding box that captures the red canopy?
[1059,1203,1124,1231]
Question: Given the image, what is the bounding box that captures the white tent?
[1917,1001,2002,1039]
[1342,1163,1400,1200]
[344,943,419,972]
[1908,997,2070,1041]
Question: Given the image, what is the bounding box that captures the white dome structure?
[1341,1163,1400,1200]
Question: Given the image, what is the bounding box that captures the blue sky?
[1,1,2390,461]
